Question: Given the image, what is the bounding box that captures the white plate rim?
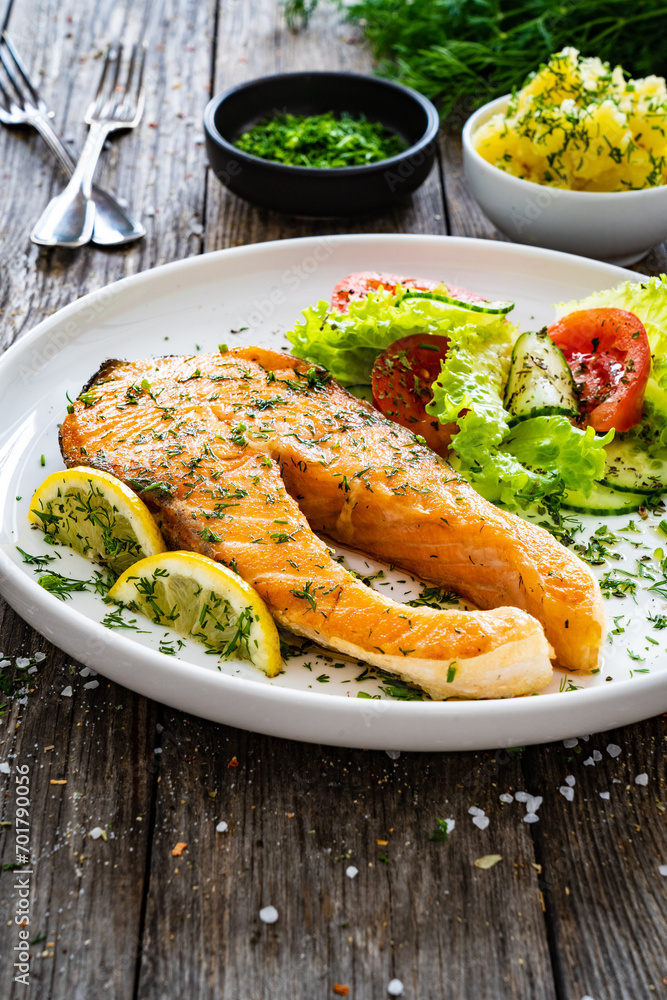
[1,233,665,750]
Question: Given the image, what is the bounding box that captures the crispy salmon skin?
[59,347,606,697]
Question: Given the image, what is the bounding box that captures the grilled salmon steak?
[59,346,606,699]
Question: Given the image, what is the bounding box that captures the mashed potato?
[473,48,667,192]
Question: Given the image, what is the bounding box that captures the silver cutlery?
[0,32,145,247]
[30,40,147,249]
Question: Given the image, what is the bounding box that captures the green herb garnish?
[600,569,638,601]
[284,0,667,121]
[235,111,406,168]
[37,572,90,601]
[429,818,452,842]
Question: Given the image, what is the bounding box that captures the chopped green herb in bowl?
[234,111,407,168]
[204,70,439,215]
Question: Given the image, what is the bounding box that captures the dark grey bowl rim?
[203,70,441,176]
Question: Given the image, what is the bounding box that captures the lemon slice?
[107,551,282,677]
[29,467,166,576]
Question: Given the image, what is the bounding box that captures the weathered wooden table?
[1,2,666,998]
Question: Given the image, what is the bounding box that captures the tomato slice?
[547,308,650,433]
[371,334,454,455]
[331,271,486,313]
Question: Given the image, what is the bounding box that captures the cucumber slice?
[399,290,515,315]
[561,482,646,515]
[601,438,667,495]
[504,329,579,425]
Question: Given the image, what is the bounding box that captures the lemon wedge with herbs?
[29,467,166,576]
[107,551,282,677]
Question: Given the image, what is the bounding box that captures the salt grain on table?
[560,786,575,801]
[563,738,578,748]
[607,744,622,758]
[259,905,278,924]
[583,757,595,766]
[215,821,228,833]
[61,686,72,698]
[387,979,404,997]
[514,791,529,803]
[468,806,483,816]
[83,680,99,690]
[658,865,667,877]
[523,813,539,823]
[599,792,610,800]
[472,814,489,830]
[15,657,30,668]
[346,866,359,879]
[89,827,104,840]
[565,775,575,786]
[635,773,649,785]
[499,793,513,804]
[0,762,10,774]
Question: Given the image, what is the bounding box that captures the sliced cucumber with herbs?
[503,329,579,425]
[398,290,514,315]
[601,438,667,496]
[561,482,646,516]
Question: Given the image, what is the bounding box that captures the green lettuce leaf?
[288,286,610,512]
[286,289,512,386]
[426,324,609,509]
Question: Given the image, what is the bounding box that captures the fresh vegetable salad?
[287,271,667,527]
[473,48,667,191]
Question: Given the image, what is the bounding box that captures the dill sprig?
[235,111,406,168]
[37,572,91,601]
[284,0,667,121]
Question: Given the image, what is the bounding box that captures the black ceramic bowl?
[203,71,440,217]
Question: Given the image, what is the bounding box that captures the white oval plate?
[1,235,666,750]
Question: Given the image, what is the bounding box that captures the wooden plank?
[524,719,667,1000]
[0,0,214,353]
[440,125,508,242]
[138,4,556,999]
[139,715,556,999]
[0,603,159,1000]
[203,0,446,251]
[0,0,215,996]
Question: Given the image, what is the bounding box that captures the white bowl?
[462,95,667,266]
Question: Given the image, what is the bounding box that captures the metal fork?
[31,41,147,248]
[0,33,144,247]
